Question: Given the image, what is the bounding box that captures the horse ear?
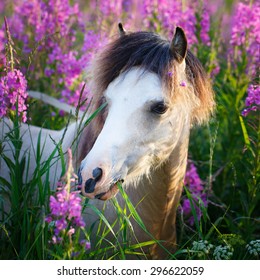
[170,27,187,64]
[118,22,126,36]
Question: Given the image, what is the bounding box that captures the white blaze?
[80,67,189,198]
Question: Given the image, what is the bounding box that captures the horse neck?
[126,134,190,258]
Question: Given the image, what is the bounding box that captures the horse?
[0,24,214,259]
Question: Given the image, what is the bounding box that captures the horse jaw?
[80,67,190,200]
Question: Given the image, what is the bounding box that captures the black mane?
[91,30,214,125]
[80,30,215,162]
[94,31,174,93]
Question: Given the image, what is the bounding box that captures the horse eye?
[151,102,168,114]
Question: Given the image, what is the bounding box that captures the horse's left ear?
[118,22,126,36]
[170,27,188,64]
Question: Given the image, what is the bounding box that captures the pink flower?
[55,218,68,233]
[67,227,75,237]
[200,8,211,46]
[46,149,86,242]
[80,239,91,250]
[0,69,28,122]
[180,81,187,87]
[182,162,208,226]
[48,188,85,232]
[229,2,260,76]
[242,84,260,117]
[2,0,91,110]
[142,0,198,45]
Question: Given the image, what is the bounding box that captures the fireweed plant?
[0,17,28,122]
[0,0,259,259]
[45,149,91,259]
[181,162,208,227]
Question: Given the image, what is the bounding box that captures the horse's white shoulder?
[0,118,73,189]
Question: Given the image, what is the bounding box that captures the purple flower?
[200,8,211,46]
[55,218,68,234]
[229,2,260,76]
[8,0,80,48]
[46,149,86,238]
[1,0,91,109]
[230,3,259,48]
[182,162,208,226]
[81,30,108,66]
[142,0,198,45]
[180,81,187,87]
[47,187,85,234]
[0,29,5,55]
[97,0,123,18]
[80,239,91,250]
[0,69,28,122]
[0,1,5,13]
[245,85,260,107]
[46,149,91,256]
[184,163,203,193]
[242,84,260,117]
[70,239,91,258]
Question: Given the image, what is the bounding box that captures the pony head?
[78,25,214,200]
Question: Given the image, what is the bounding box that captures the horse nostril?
[83,167,103,194]
[85,178,96,193]
[92,167,103,182]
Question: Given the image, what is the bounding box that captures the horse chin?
[95,183,120,200]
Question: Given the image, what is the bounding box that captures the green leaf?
[239,115,255,157]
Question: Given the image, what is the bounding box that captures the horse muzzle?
[78,166,124,200]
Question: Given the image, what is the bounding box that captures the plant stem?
[4,16,14,72]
